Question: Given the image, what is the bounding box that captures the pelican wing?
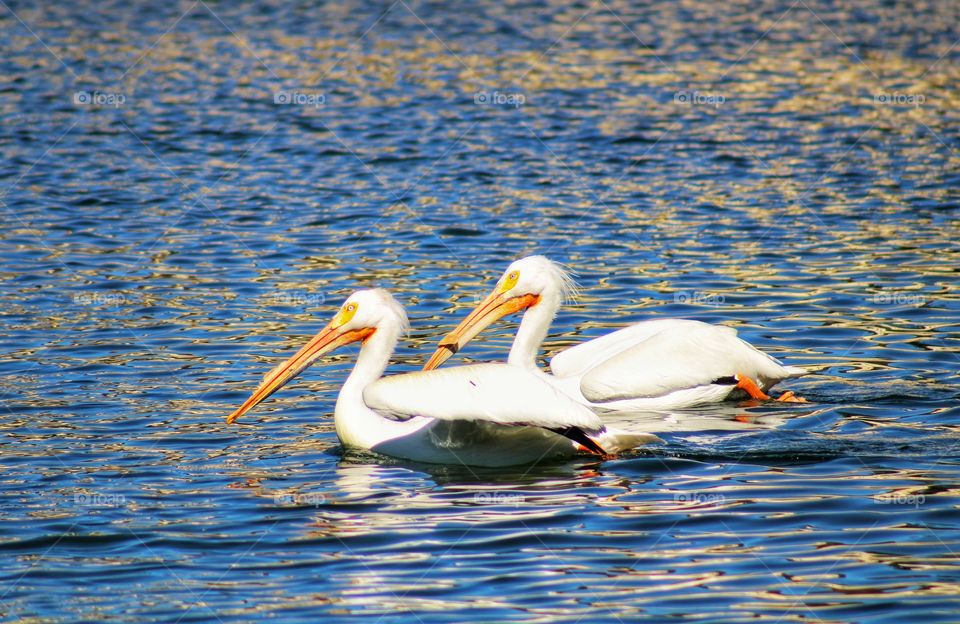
[550,319,706,378]
[577,320,804,403]
[364,363,601,430]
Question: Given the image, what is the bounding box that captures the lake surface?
[1,0,959,621]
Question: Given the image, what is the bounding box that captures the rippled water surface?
[2,1,959,621]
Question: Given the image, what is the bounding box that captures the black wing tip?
[548,426,607,456]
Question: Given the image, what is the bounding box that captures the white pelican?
[226,288,658,467]
[424,256,807,411]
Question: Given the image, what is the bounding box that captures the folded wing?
[576,320,805,403]
[551,319,707,378]
[364,363,601,430]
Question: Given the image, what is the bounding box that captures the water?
[1,0,959,621]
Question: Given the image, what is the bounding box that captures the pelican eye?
[337,302,359,326]
[501,270,520,292]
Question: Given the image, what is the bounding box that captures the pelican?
[424,256,807,412]
[226,288,658,467]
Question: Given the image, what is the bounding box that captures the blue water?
[2,1,959,621]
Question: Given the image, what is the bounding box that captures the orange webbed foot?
[774,390,808,403]
[734,374,770,401]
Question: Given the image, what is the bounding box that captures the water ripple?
[1,0,959,621]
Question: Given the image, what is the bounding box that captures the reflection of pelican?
[425,256,807,411]
[598,405,817,433]
[227,289,658,467]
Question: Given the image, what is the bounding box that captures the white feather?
[364,363,601,431]
[577,320,806,402]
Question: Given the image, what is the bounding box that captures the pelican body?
[424,256,807,411]
[227,289,657,467]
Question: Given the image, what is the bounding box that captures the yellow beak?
[423,291,540,370]
[226,324,375,424]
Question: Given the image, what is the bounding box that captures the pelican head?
[226,288,407,424]
[424,255,576,370]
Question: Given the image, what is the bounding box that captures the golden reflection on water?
[2,1,958,621]
[224,453,960,619]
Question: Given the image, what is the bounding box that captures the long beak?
[423,291,539,370]
[226,325,374,424]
